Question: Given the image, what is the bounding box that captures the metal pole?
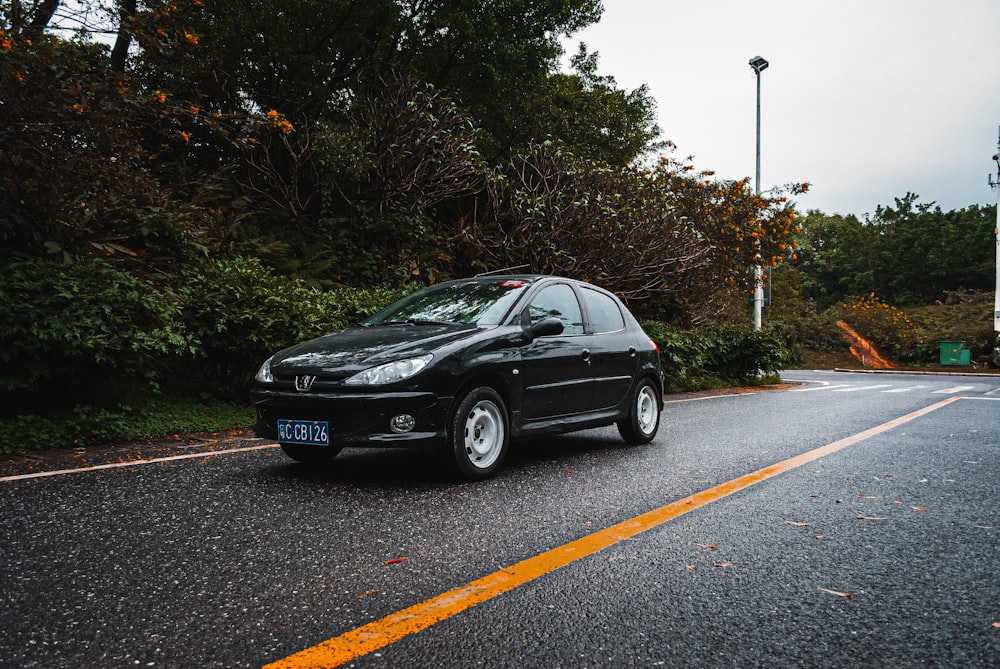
[994,126,1000,333]
[752,61,765,330]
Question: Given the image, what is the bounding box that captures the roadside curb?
[832,368,1000,378]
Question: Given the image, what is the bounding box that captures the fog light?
[390,414,416,433]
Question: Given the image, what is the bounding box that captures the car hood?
[269,324,481,377]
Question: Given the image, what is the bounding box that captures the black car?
[251,275,663,480]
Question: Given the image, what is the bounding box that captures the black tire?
[616,379,661,444]
[279,443,343,465]
[449,387,509,481]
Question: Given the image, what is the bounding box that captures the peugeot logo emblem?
[294,375,316,392]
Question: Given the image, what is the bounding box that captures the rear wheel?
[450,387,509,481]
[279,443,343,465]
[617,379,660,444]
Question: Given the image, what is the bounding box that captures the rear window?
[581,287,625,333]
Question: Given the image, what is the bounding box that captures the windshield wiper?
[372,319,461,327]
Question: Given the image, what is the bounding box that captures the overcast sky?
[564,0,1000,218]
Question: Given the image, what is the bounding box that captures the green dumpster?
[939,341,970,366]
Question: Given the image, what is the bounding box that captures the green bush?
[642,321,793,392]
[0,396,256,454]
[0,255,411,419]
[0,258,193,413]
[173,257,410,396]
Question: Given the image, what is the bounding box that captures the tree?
[793,195,997,308]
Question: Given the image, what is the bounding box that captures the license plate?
[277,419,330,446]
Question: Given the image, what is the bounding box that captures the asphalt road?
[2,370,998,668]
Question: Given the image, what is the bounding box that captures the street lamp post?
[749,56,768,330]
[992,127,1000,335]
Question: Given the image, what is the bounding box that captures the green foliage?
[0,396,256,454]
[0,258,192,412]
[794,195,996,309]
[765,268,848,362]
[904,291,998,365]
[0,255,410,413]
[642,321,793,392]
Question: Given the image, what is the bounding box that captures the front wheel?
[617,379,661,444]
[449,387,509,481]
[280,443,343,465]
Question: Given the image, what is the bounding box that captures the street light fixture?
[749,56,768,330]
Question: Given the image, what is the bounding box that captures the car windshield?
[363,279,533,327]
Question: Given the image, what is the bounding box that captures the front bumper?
[251,388,452,448]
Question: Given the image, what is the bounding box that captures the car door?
[518,283,594,420]
[579,285,639,411]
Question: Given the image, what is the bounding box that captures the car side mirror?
[529,317,564,338]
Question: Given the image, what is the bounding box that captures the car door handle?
[581,349,591,366]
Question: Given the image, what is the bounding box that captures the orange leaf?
[910,506,925,511]
[384,557,409,565]
[819,587,853,598]
[712,563,732,568]
[856,494,876,499]
[784,520,811,527]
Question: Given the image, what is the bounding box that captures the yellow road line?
[264,397,960,669]
[0,443,279,483]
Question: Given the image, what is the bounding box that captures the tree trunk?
[109,0,137,72]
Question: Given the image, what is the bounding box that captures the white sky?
[564,0,1000,217]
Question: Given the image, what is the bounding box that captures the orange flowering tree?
[652,152,808,299]
[839,293,922,359]
[471,141,807,323]
[0,15,299,267]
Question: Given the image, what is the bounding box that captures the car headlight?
[255,356,275,383]
[344,354,433,386]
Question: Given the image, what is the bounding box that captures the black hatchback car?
[251,275,663,480]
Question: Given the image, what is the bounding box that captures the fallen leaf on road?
[686,564,697,570]
[919,477,928,483]
[384,557,409,565]
[712,563,732,568]
[910,506,925,511]
[819,587,853,598]
[857,515,887,521]
[356,589,381,599]
[992,622,1000,628]
[784,520,811,526]
[856,494,876,499]
[693,543,717,550]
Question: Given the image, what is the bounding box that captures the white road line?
[0,443,279,483]
[790,384,852,392]
[932,385,976,395]
[832,384,893,392]
[882,386,924,393]
[985,387,1000,396]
